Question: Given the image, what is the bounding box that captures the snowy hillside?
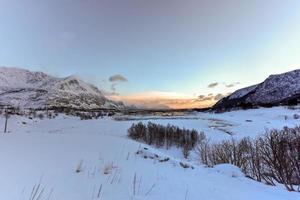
[227,84,258,100]
[214,69,300,110]
[0,107,299,200]
[0,67,125,110]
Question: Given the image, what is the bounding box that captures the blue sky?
[0,0,300,108]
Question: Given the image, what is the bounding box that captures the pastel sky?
[0,0,300,108]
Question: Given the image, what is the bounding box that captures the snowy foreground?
[0,107,300,200]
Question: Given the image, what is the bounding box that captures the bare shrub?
[198,138,250,170]
[197,126,300,192]
[195,138,211,166]
[128,122,204,158]
[258,127,300,190]
[37,113,44,120]
[182,143,190,159]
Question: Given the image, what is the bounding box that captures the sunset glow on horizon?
[109,91,228,109]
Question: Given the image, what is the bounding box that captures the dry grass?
[75,160,83,173]
[28,182,53,200]
[103,162,117,175]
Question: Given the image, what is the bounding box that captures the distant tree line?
[0,105,116,120]
[197,126,300,192]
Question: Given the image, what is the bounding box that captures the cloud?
[108,74,128,95]
[109,91,230,109]
[109,91,209,109]
[225,84,234,88]
[197,93,228,102]
[225,82,240,88]
[198,95,206,99]
[214,93,226,101]
[208,82,219,88]
[109,74,127,82]
[207,82,240,88]
[198,95,214,101]
[110,97,208,109]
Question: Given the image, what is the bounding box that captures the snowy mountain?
[213,69,300,110]
[0,67,125,110]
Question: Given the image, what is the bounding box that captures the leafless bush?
[37,113,44,120]
[258,127,300,190]
[197,126,300,191]
[128,122,204,158]
[182,143,190,159]
[197,138,250,169]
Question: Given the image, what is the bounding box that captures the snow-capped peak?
[214,69,300,110]
[0,67,124,110]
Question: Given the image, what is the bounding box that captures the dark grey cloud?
[108,74,128,95]
[197,93,228,102]
[225,82,240,88]
[208,82,240,88]
[198,95,206,99]
[204,97,214,101]
[109,74,127,82]
[214,93,226,101]
[225,84,234,88]
[197,94,214,101]
[208,82,219,88]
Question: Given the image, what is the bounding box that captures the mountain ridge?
[213,69,300,111]
[0,67,125,110]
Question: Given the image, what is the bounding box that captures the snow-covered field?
[0,107,299,200]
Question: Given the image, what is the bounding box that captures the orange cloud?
[109,91,223,109]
